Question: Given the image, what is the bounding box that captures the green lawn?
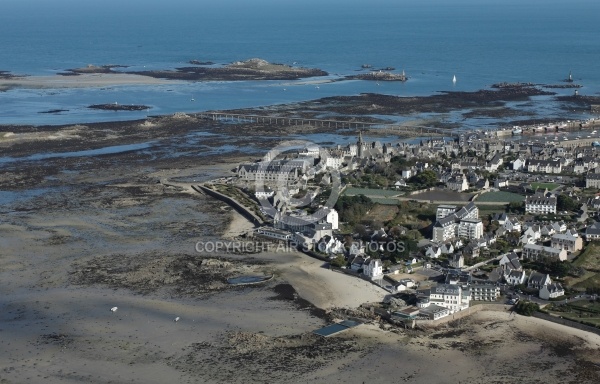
[573,273,600,291]
[343,187,401,197]
[476,191,525,203]
[530,182,560,191]
[550,311,600,327]
[573,242,600,272]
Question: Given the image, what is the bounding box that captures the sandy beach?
[1,117,599,383]
[0,73,177,91]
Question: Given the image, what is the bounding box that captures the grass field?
[476,191,525,203]
[555,301,600,326]
[573,273,600,291]
[476,205,510,218]
[551,311,600,326]
[573,242,600,272]
[365,204,399,221]
[343,187,401,197]
[530,182,560,191]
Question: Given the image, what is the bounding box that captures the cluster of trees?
[557,194,580,212]
[515,301,540,316]
[334,195,374,225]
[408,169,439,188]
[532,259,586,278]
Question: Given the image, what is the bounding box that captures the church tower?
[357,131,364,159]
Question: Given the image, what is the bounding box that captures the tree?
[515,301,540,316]
[557,194,579,212]
[508,201,524,213]
[334,194,374,225]
[330,255,347,268]
[408,170,438,188]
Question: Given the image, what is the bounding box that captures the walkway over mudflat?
[195,112,461,138]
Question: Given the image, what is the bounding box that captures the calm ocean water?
[1,0,600,126]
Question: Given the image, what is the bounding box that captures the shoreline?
[0,73,179,90]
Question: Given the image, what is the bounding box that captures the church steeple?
[357,131,364,158]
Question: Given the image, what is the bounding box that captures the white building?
[436,205,457,220]
[512,158,526,171]
[255,188,275,199]
[525,193,557,214]
[255,227,293,241]
[551,233,583,253]
[457,219,484,239]
[522,244,567,261]
[447,174,469,192]
[470,284,500,301]
[432,203,481,242]
[418,304,450,320]
[449,254,464,269]
[432,216,457,243]
[363,259,383,279]
[503,216,521,232]
[506,270,527,286]
[586,222,600,241]
[586,173,600,188]
[424,284,470,313]
[527,272,552,290]
[539,283,565,300]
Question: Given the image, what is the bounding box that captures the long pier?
[193,112,600,140]
[194,112,461,138]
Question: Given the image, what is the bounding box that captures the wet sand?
[0,73,178,91]
[1,115,600,383]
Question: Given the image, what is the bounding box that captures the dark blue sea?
[1,0,600,126]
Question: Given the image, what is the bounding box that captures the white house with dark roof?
[586,222,600,241]
[440,242,454,255]
[503,216,521,232]
[522,244,567,261]
[449,254,464,269]
[425,284,471,313]
[586,173,600,188]
[551,233,583,253]
[539,283,565,300]
[363,259,383,279]
[425,245,442,259]
[506,270,527,286]
[350,255,368,271]
[525,193,557,214]
[485,153,503,172]
[432,216,457,243]
[527,272,552,290]
[446,174,469,192]
[499,252,522,272]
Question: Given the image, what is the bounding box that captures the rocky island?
[88,103,150,111]
[137,58,328,81]
[347,70,407,82]
[62,59,328,81]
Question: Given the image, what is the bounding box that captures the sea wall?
[417,303,511,328]
[533,312,600,337]
[194,184,264,226]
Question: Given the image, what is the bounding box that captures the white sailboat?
[452,74,457,84]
